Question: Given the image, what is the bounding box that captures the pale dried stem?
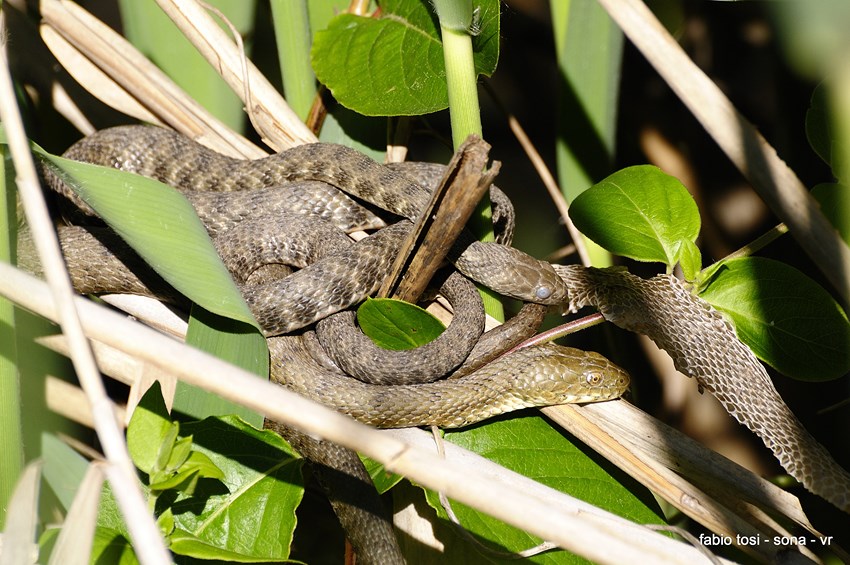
[0,262,730,565]
[38,0,265,158]
[0,13,170,565]
[596,0,850,304]
[152,0,316,149]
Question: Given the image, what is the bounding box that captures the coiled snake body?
[30,127,850,528]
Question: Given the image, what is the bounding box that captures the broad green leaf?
[357,297,445,350]
[38,153,258,328]
[812,182,850,244]
[311,0,499,116]
[17,133,268,424]
[169,528,284,563]
[90,528,139,565]
[570,165,701,272]
[126,382,172,475]
[167,416,303,561]
[425,416,663,563]
[698,257,850,381]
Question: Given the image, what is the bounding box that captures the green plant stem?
[440,26,503,321]
[0,145,23,525]
[442,28,482,148]
[551,0,622,268]
[721,223,789,262]
[271,0,316,121]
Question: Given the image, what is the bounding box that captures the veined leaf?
[570,165,701,275]
[170,416,303,561]
[311,0,499,116]
[698,257,850,381]
[425,416,663,563]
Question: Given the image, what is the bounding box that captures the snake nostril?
[535,286,552,300]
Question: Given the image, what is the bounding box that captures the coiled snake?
[25,127,850,558]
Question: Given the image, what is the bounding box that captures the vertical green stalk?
[271,0,316,121]
[0,146,24,524]
[441,28,483,148]
[551,0,623,267]
[433,0,503,320]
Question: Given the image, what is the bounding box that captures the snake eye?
[535,286,552,300]
[586,373,602,386]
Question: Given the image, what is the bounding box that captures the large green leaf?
[167,416,303,561]
[24,135,268,425]
[424,415,663,563]
[311,0,499,116]
[38,153,257,327]
[570,165,702,278]
[698,257,850,381]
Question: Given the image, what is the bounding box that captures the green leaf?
[569,165,701,272]
[698,257,850,381]
[357,297,446,350]
[157,508,175,537]
[149,466,201,493]
[551,0,624,268]
[41,433,89,511]
[18,132,267,425]
[41,527,139,565]
[425,416,663,563]
[677,239,702,281]
[164,434,193,472]
[169,528,283,563]
[166,415,304,561]
[311,0,499,116]
[812,182,850,244]
[127,382,173,475]
[179,308,268,426]
[118,0,256,131]
[38,153,259,328]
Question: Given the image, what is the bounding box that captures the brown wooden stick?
[378,135,495,302]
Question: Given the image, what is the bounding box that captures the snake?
[25,126,850,559]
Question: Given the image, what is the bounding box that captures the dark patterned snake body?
[32,126,850,527]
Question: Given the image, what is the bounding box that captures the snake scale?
[29,126,850,541]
